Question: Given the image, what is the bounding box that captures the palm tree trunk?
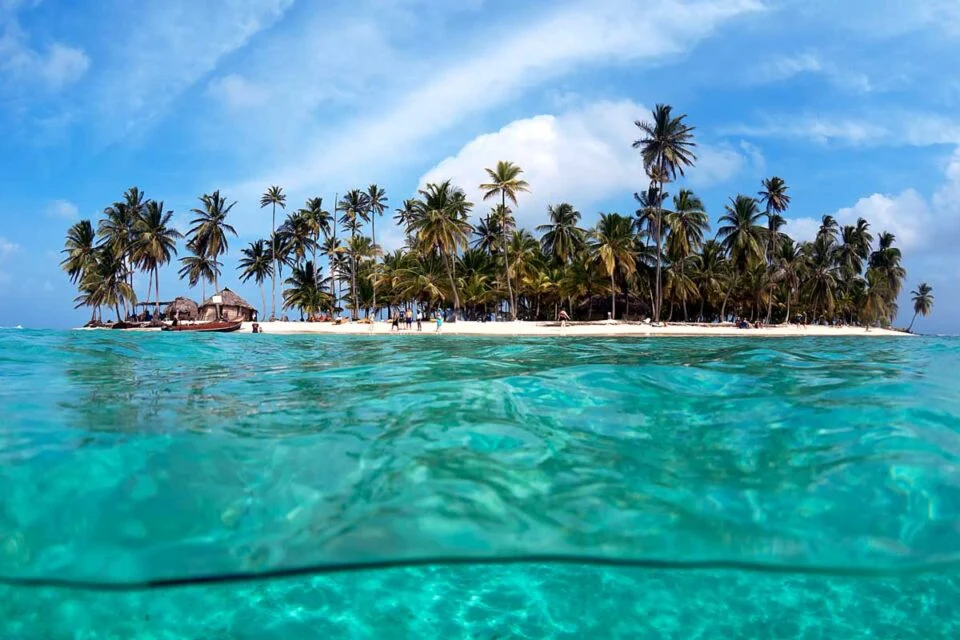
[371,215,377,320]
[502,193,515,320]
[785,295,791,325]
[610,272,616,319]
[444,252,461,312]
[908,311,918,332]
[681,261,688,321]
[720,274,738,322]
[271,203,277,321]
[154,267,161,319]
[260,281,267,321]
[654,162,665,322]
[699,292,706,322]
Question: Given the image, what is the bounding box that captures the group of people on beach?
[389,309,445,333]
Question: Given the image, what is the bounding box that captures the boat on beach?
[161,320,242,333]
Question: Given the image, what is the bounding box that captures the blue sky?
[1,0,959,332]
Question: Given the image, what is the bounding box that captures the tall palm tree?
[665,189,708,320]
[260,185,286,320]
[366,184,388,317]
[188,190,237,298]
[338,189,370,319]
[480,161,529,320]
[817,215,840,246]
[632,104,697,321]
[238,240,274,319]
[300,197,331,268]
[537,203,585,265]
[716,195,765,320]
[590,213,637,319]
[280,210,316,269]
[78,248,136,322]
[134,200,181,318]
[758,177,790,323]
[394,199,418,238]
[410,180,474,314]
[771,239,803,323]
[908,282,934,332]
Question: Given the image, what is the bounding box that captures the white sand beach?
[242,320,910,337]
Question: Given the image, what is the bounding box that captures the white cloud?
[416,99,756,233]
[90,0,294,135]
[227,0,764,234]
[785,147,960,252]
[207,74,268,109]
[726,112,960,146]
[0,236,20,257]
[0,4,89,89]
[750,52,871,93]
[45,199,79,220]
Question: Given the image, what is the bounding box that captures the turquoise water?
[2,330,960,637]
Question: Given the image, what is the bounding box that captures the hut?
[198,288,257,322]
[164,297,199,322]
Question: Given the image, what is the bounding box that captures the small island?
[61,105,933,336]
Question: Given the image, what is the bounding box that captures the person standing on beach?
[405,308,413,331]
[416,309,422,332]
[558,309,570,328]
[435,313,443,333]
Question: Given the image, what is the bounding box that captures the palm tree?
[409,180,474,315]
[260,185,286,320]
[665,189,708,320]
[590,213,637,319]
[771,239,803,323]
[480,161,529,320]
[238,240,274,319]
[716,195,765,320]
[366,184,388,317]
[283,261,332,319]
[280,210,316,269]
[188,190,237,298]
[338,189,370,319]
[817,215,840,246]
[134,200,181,319]
[178,240,219,301]
[301,197,331,268]
[758,177,790,323]
[320,235,344,314]
[537,203,585,265]
[77,248,136,322]
[61,220,97,285]
[394,199,418,238]
[632,104,697,321]
[908,282,934,332]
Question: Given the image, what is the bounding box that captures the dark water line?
[5,554,960,592]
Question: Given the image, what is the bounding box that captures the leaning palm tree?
[409,180,474,315]
[338,189,370,318]
[366,184,388,317]
[480,161,529,320]
[260,185,286,320]
[61,220,98,285]
[908,282,934,332]
[133,200,182,319]
[590,213,637,320]
[79,248,136,322]
[537,203,585,266]
[188,190,237,296]
[238,240,274,319]
[632,104,697,321]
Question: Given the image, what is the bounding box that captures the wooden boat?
[161,320,242,333]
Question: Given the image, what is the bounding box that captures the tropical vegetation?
[61,106,929,330]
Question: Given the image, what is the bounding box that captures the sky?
[1,0,959,332]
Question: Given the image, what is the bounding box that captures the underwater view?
[2,331,960,638]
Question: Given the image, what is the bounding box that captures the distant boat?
[112,321,143,330]
[161,321,242,333]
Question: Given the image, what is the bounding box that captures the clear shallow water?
[2,330,960,637]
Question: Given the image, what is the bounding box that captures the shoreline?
[235,320,911,337]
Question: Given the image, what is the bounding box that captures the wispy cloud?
[0,236,21,257]
[749,52,871,93]
[45,199,79,220]
[0,2,89,90]
[725,112,960,146]
[226,0,764,234]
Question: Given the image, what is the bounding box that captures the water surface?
[1,331,959,637]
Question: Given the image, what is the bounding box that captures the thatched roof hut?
[198,288,257,322]
[164,297,199,321]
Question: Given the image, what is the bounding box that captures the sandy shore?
[241,320,910,337]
